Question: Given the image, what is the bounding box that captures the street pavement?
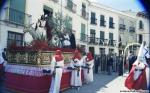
[63,72,129,93]
[0,72,135,93]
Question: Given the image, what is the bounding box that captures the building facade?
[0,0,149,56]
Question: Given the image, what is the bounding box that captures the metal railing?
[4,7,32,26]
[129,26,135,32]
[119,24,126,30]
[109,22,115,28]
[80,33,88,42]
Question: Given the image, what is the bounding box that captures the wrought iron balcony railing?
[109,22,115,28]
[108,40,116,46]
[119,24,126,30]
[129,26,135,32]
[100,20,106,27]
[4,7,32,26]
[80,33,88,42]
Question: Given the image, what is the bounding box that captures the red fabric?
[125,65,147,90]
[86,52,93,62]
[55,50,64,62]
[72,49,81,60]
[5,71,85,93]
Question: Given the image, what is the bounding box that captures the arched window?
[139,20,144,29]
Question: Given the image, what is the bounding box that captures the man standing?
[69,49,82,90]
[49,50,64,93]
[83,52,94,84]
[94,55,100,74]
[127,51,136,73]
[107,55,113,75]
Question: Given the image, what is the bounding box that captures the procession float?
[5,12,83,93]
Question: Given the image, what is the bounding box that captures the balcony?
[4,7,32,26]
[99,38,104,45]
[80,33,88,42]
[65,0,77,13]
[119,24,126,30]
[108,40,116,46]
[129,27,135,32]
[109,22,115,29]
[81,9,89,20]
[88,37,95,44]
[100,20,106,27]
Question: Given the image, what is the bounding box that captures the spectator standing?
[127,51,136,73]
[94,55,100,74]
[107,55,113,75]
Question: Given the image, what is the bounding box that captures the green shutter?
[9,0,26,25]
[81,23,85,40]
[10,0,26,12]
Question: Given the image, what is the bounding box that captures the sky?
[89,0,145,12]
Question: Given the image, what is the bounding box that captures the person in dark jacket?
[118,55,123,76]
[107,55,113,75]
[94,55,100,74]
[127,51,136,73]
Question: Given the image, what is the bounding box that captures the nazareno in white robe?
[49,57,64,93]
[70,58,83,87]
[83,58,94,83]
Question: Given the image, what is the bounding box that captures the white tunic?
[49,57,64,93]
[83,58,94,83]
[0,48,4,64]
[70,58,82,87]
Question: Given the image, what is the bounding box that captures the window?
[109,33,113,46]
[9,0,26,25]
[139,20,144,29]
[82,3,86,17]
[100,31,104,45]
[65,16,72,32]
[100,15,105,26]
[109,17,114,28]
[80,23,86,41]
[7,31,23,47]
[91,12,96,24]
[67,0,73,11]
[138,34,143,44]
[90,29,95,43]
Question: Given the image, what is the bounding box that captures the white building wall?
[89,3,119,55]
[136,16,150,47]
[0,0,24,49]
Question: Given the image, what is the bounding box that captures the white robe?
[0,48,4,64]
[49,57,64,93]
[70,59,82,87]
[83,59,94,83]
